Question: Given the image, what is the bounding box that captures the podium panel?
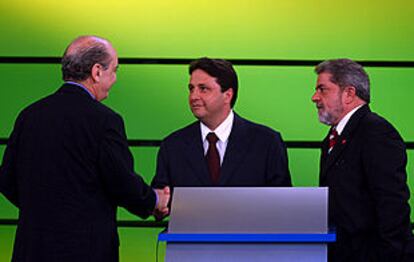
[168,187,328,234]
[166,243,326,262]
[159,187,334,261]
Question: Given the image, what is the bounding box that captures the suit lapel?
[321,105,370,178]
[182,122,212,185]
[322,133,348,174]
[319,134,330,185]
[219,114,249,185]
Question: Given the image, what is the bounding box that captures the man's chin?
[191,109,204,119]
[192,114,204,121]
[318,114,333,126]
[318,119,332,126]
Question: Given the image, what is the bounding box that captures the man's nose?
[189,88,200,100]
[311,92,319,102]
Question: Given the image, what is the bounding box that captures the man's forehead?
[190,69,217,82]
[317,72,334,82]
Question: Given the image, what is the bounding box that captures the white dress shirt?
[200,110,234,165]
[335,104,364,135]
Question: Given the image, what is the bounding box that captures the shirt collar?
[200,110,234,143]
[65,81,96,100]
[335,104,364,135]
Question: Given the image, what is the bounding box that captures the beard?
[317,98,344,126]
[318,110,337,125]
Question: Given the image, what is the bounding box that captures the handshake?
[153,186,171,220]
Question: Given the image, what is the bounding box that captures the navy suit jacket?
[0,84,156,262]
[319,105,412,262]
[152,113,291,188]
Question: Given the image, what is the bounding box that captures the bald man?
[0,36,169,262]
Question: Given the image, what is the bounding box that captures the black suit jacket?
[319,105,412,262]
[0,84,156,262]
[152,113,291,188]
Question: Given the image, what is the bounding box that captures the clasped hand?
[153,186,170,220]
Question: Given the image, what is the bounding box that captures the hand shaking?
[153,186,170,220]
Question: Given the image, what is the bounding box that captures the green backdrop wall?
[1,0,413,261]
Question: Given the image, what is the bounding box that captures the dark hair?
[61,42,111,81]
[189,57,238,107]
[315,58,370,103]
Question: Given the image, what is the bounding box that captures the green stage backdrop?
[1,0,414,261]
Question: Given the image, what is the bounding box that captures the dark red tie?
[328,127,338,153]
[206,132,220,184]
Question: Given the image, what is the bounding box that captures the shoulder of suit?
[236,115,282,138]
[19,88,121,124]
[14,92,63,123]
[20,90,59,112]
[93,99,119,116]
[360,110,400,137]
[161,121,199,143]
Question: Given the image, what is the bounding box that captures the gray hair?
[61,37,111,81]
[315,58,370,103]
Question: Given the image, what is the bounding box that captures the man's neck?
[65,80,96,100]
[202,109,232,130]
[79,80,96,97]
[334,103,365,135]
[334,100,366,126]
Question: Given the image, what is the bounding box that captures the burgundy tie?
[328,127,338,153]
[206,132,220,184]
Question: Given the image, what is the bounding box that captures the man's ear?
[91,63,102,83]
[343,85,357,104]
[224,88,234,105]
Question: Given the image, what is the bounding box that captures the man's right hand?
[153,186,170,220]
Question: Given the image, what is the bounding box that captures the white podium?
[159,187,335,262]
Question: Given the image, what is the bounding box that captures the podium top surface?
[168,187,328,234]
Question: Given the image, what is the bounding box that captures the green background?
[1,0,413,261]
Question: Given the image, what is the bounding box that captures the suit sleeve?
[362,121,411,259]
[0,112,25,208]
[151,141,171,189]
[266,132,292,186]
[98,113,156,218]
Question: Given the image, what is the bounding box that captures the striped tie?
[328,128,338,153]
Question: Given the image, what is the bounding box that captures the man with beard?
[311,58,413,261]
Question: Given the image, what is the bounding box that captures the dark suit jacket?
[0,84,156,262]
[152,113,291,188]
[319,105,412,262]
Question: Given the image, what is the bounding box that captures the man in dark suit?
[152,57,291,189]
[311,58,413,261]
[0,35,170,262]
